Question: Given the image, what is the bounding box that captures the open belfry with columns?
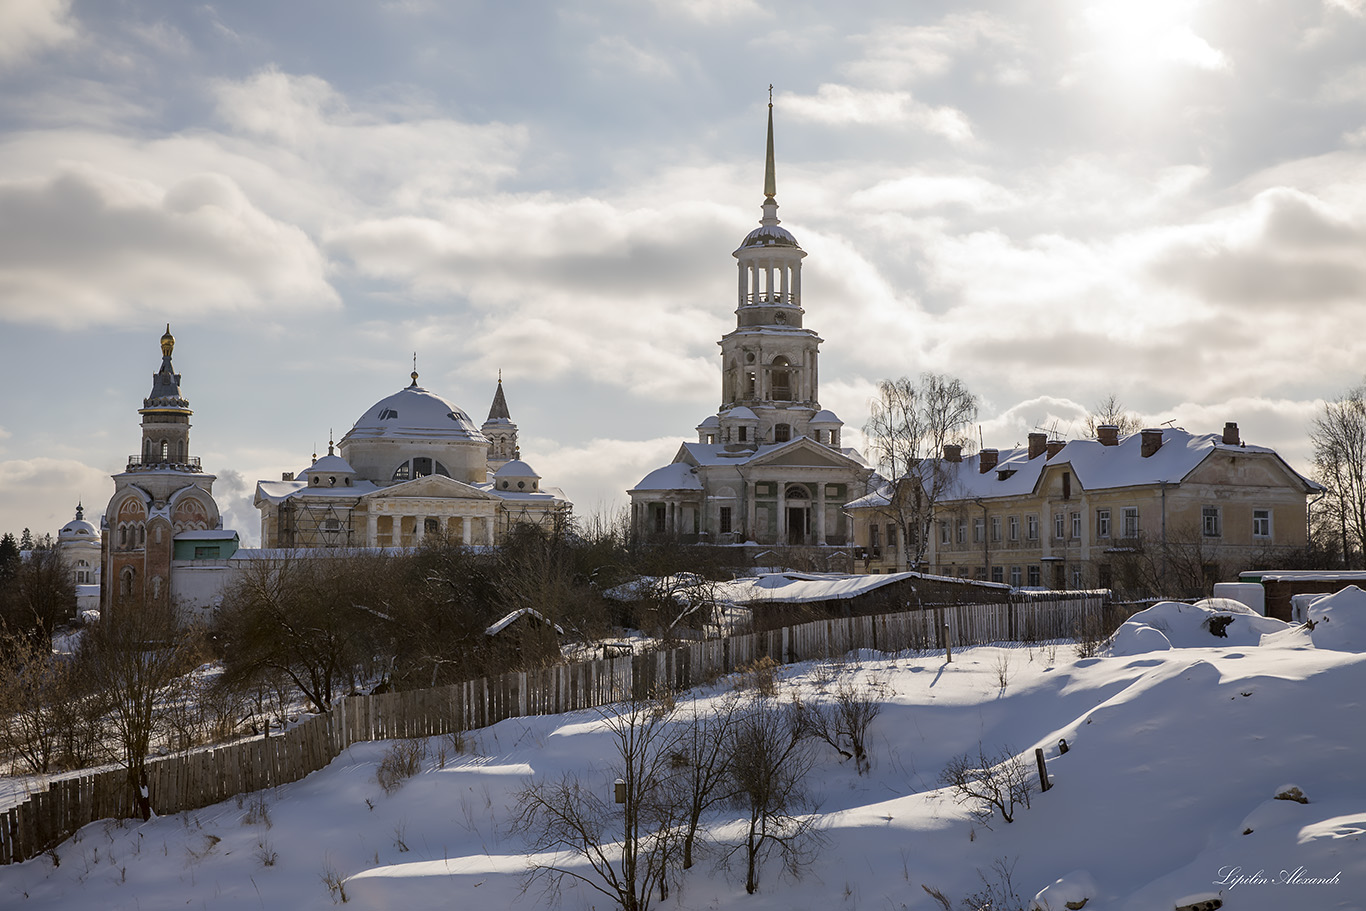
[629,102,872,547]
[101,327,233,614]
[253,369,569,549]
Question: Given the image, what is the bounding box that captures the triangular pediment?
[747,438,865,470]
[361,474,499,502]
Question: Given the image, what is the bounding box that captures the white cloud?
[1325,0,1365,17]
[0,166,339,328]
[648,0,764,24]
[1318,64,1366,104]
[0,457,112,532]
[780,84,973,141]
[587,35,679,80]
[850,173,1017,212]
[845,13,1025,87]
[0,0,77,67]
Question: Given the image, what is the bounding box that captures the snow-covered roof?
[738,222,800,248]
[696,414,720,429]
[494,459,540,479]
[850,428,1318,506]
[342,381,484,444]
[254,478,382,505]
[485,608,563,637]
[59,518,98,539]
[631,462,702,492]
[716,570,1008,605]
[809,409,842,424]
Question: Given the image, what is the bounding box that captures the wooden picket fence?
[0,595,1105,864]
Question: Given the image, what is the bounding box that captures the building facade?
[254,372,570,548]
[847,423,1320,592]
[101,327,235,614]
[629,103,872,546]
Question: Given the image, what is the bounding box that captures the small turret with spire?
[133,325,199,472]
[481,370,519,473]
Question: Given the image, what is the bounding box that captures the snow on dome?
[631,462,701,492]
[724,405,759,421]
[60,517,98,538]
[494,459,540,480]
[345,384,484,442]
[696,415,720,428]
[1308,585,1366,652]
[810,409,841,424]
[299,454,356,478]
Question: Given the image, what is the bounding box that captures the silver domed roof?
[739,223,800,249]
[344,383,485,443]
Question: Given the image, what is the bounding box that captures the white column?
[485,515,495,546]
[415,512,426,545]
[776,483,787,544]
[462,514,472,545]
[738,262,746,305]
[816,482,827,545]
[746,483,756,541]
[793,262,801,302]
[367,512,378,547]
[779,263,788,302]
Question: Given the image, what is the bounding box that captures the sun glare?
[1080,0,1228,88]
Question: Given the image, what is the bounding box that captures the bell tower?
[717,96,823,449]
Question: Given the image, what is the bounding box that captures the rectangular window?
[1096,508,1111,538]
[1027,515,1039,540]
[1072,566,1083,588]
[1122,506,1140,538]
[886,523,897,553]
[1071,511,1081,539]
[654,507,666,534]
[991,566,1004,584]
[957,521,967,544]
[719,506,732,535]
[1253,508,1272,538]
[1009,565,1023,586]
[1098,563,1113,588]
[1053,512,1065,539]
[940,520,951,545]
[1202,506,1222,538]
[738,426,748,442]
[1009,516,1020,541]
[1062,471,1072,500]
[870,524,880,549]
[990,516,1002,542]
[973,518,985,543]
[1027,565,1041,587]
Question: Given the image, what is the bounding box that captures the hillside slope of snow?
[2,622,1364,910]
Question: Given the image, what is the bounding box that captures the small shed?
[483,608,564,670]
[1239,570,1366,622]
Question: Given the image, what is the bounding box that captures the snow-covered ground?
[3,594,1365,910]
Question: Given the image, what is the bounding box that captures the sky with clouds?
[1,0,1364,545]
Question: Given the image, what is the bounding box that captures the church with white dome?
[629,103,872,547]
[253,370,569,548]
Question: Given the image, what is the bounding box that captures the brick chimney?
[1141,428,1163,458]
[943,443,962,463]
[1046,439,1066,458]
[979,448,999,473]
[1223,422,1240,445]
[1097,424,1119,447]
[1028,432,1046,460]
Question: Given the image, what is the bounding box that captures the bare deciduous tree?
[673,691,742,869]
[1311,384,1366,567]
[80,604,204,819]
[512,698,683,911]
[864,373,978,570]
[727,696,821,894]
[1084,393,1143,439]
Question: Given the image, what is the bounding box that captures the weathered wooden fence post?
[1035,747,1051,792]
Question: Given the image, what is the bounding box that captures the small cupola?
[299,435,358,488]
[494,454,542,492]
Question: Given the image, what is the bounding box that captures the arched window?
[392,459,451,481]
[160,440,169,461]
[771,356,792,401]
[120,566,136,597]
[119,525,127,547]
[774,423,791,443]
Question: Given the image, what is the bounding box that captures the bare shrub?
[736,656,779,697]
[241,792,272,829]
[376,738,427,795]
[804,680,882,775]
[993,652,1011,692]
[939,744,1035,827]
[255,838,278,867]
[1072,612,1112,658]
[321,856,349,903]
